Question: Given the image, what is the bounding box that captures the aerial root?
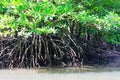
[0,34,83,68]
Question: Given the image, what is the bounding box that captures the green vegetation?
[0,0,120,44]
[0,0,120,68]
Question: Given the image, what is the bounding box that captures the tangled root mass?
[0,34,83,68]
[1,34,120,69]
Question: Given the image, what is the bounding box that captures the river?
[0,67,120,80]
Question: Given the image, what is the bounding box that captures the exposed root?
[0,34,83,69]
[1,34,119,69]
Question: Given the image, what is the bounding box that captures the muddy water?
[0,67,120,80]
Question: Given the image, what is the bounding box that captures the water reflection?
[0,67,120,80]
[37,67,120,73]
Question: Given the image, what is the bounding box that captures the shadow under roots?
[0,34,84,69]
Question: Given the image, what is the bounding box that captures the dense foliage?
[0,0,120,44]
[1,0,120,68]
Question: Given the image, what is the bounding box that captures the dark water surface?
[0,67,120,80]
